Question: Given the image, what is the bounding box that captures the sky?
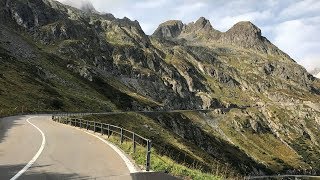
[56,0,320,72]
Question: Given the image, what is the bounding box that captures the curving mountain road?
[0,115,132,180]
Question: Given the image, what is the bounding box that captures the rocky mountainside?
[1,0,320,177]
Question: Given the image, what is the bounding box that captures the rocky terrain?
[1,0,320,177]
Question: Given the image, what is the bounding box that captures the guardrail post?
[133,133,136,153]
[146,140,151,171]
[94,122,96,132]
[100,123,103,135]
[86,121,89,130]
[120,128,123,144]
[80,119,82,128]
[107,124,110,138]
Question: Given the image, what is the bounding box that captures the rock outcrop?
[152,20,185,38]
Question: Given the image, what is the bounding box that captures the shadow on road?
[131,172,179,180]
[0,163,181,180]
[0,163,92,180]
[0,115,25,143]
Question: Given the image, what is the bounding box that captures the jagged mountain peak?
[152,17,217,39]
[152,20,185,38]
[193,16,214,31]
[226,21,261,38]
[184,17,215,33]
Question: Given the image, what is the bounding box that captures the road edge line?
[10,116,46,180]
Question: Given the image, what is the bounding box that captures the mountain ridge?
[153,17,292,60]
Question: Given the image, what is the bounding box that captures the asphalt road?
[0,115,131,180]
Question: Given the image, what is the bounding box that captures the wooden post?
[146,140,151,171]
[80,119,82,128]
[101,123,103,135]
[86,121,89,130]
[94,122,96,132]
[133,133,136,153]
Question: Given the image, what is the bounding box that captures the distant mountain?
[152,17,289,57]
[1,0,320,177]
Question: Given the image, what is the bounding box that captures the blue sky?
[57,0,320,71]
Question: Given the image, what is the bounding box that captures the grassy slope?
[109,136,222,180]
[85,106,320,177]
[0,45,117,116]
[85,112,273,178]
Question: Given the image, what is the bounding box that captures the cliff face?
[1,0,320,176]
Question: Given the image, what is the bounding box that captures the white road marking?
[10,116,46,180]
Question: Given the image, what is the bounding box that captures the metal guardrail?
[52,115,152,171]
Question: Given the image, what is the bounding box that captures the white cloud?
[270,17,320,70]
[56,0,90,9]
[279,0,320,19]
[140,22,156,34]
[214,10,273,31]
[172,2,206,20]
[133,0,168,9]
[302,55,320,71]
